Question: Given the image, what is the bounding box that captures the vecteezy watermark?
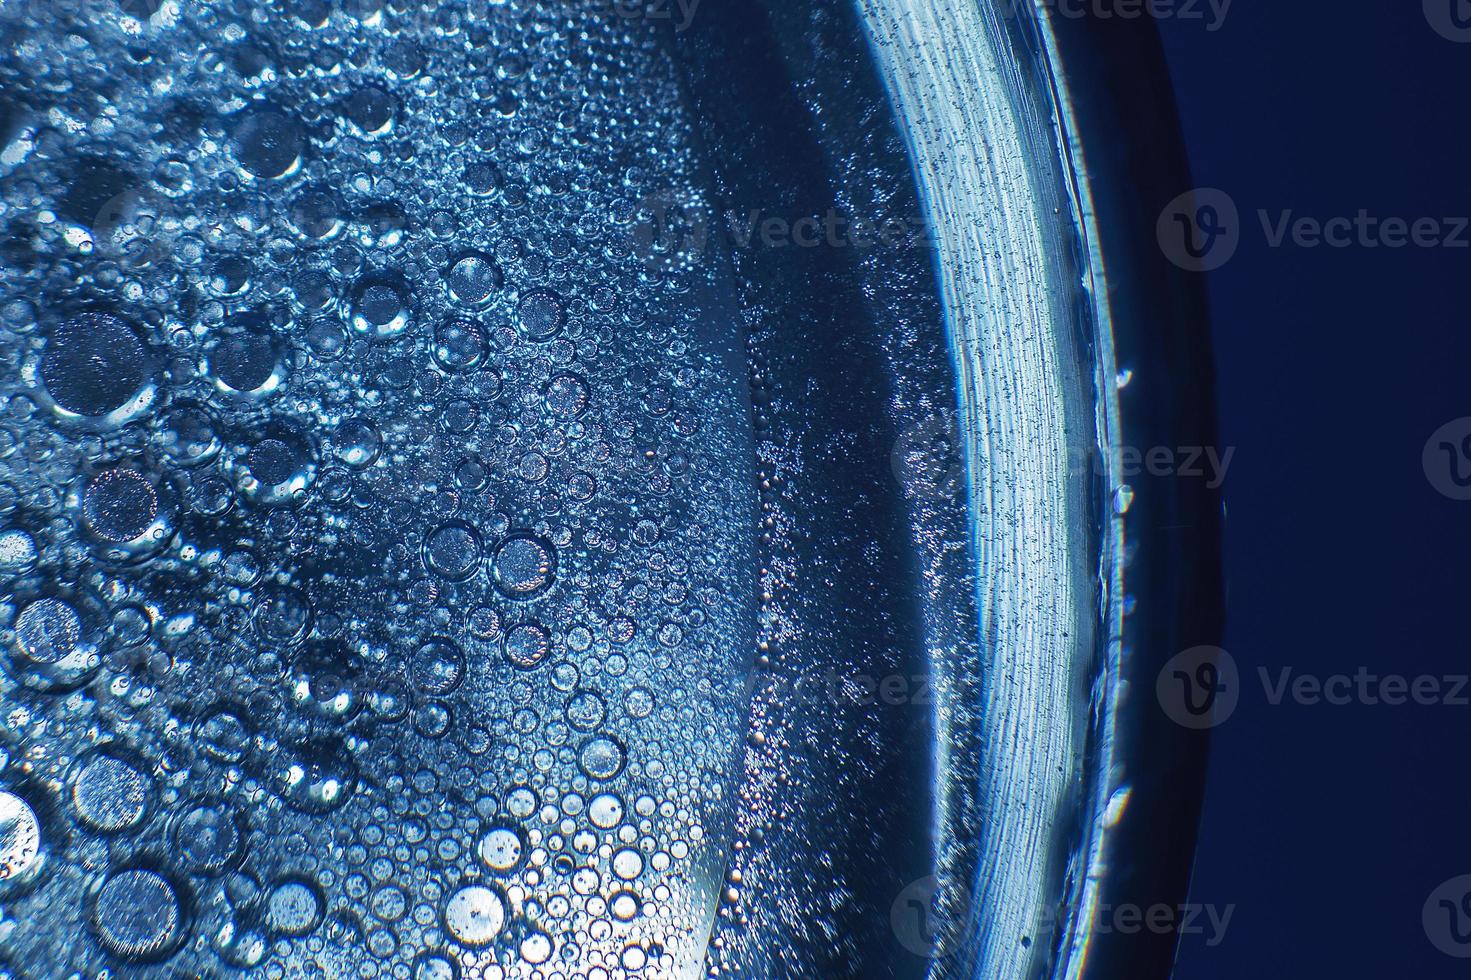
[1423,418,1471,501]
[891,408,967,505]
[890,875,1234,960]
[891,411,1233,506]
[1159,648,1471,729]
[1424,0,1471,42]
[1260,667,1471,708]
[750,667,937,710]
[595,0,702,33]
[627,191,934,273]
[1069,902,1234,948]
[1073,443,1234,488]
[1157,646,1240,729]
[1157,188,1241,272]
[1158,188,1471,271]
[998,0,1232,31]
[890,875,972,959]
[1425,876,1471,957]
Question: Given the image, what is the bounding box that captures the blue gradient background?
[1157,4,1471,976]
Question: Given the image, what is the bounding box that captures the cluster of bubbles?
[0,0,752,975]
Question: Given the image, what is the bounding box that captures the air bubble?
[14,597,81,664]
[516,289,564,341]
[410,637,466,697]
[81,468,161,543]
[91,867,186,962]
[252,584,312,643]
[333,417,382,468]
[267,877,325,937]
[588,792,624,830]
[269,738,358,814]
[433,317,487,372]
[344,85,398,135]
[502,622,551,670]
[232,105,305,180]
[157,404,221,467]
[578,737,627,781]
[423,522,483,581]
[351,277,413,339]
[71,749,152,834]
[545,372,590,419]
[173,803,242,876]
[446,254,501,309]
[288,185,346,241]
[207,328,286,398]
[492,534,557,599]
[37,313,154,423]
[477,826,523,873]
[565,690,607,732]
[0,791,42,889]
[242,429,315,504]
[444,884,505,947]
[0,529,36,578]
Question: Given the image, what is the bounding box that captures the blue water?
[0,1,978,977]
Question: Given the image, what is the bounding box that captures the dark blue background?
[1155,3,1471,976]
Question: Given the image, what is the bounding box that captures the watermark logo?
[1423,418,1471,501]
[1425,876,1471,956]
[890,875,971,958]
[1157,646,1239,729]
[627,191,934,273]
[1425,0,1471,42]
[1161,189,1471,270]
[998,0,1232,32]
[1157,188,1240,272]
[891,408,967,505]
[1160,650,1471,729]
[891,874,1235,959]
[598,0,702,33]
[629,190,710,276]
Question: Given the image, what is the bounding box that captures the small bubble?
[232,105,305,180]
[198,706,252,763]
[0,791,42,887]
[91,867,186,962]
[158,404,221,467]
[71,749,152,834]
[38,313,154,422]
[0,529,37,578]
[173,803,242,876]
[413,952,460,980]
[492,534,557,599]
[544,372,589,420]
[462,161,501,197]
[424,522,483,581]
[446,254,501,309]
[344,85,398,135]
[565,690,607,731]
[266,877,325,937]
[288,185,346,241]
[578,737,626,781]
[502,622,551,670]
[476,826,523,873]
[333,417,383,468]
[81,468,160,543]
[433,317,488,372]
[14,598,81,664]
[410,637,466,697]
[444,884,505,947]
[351,277,413,338]
[207,328,286,398]
[515,289,564,341]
